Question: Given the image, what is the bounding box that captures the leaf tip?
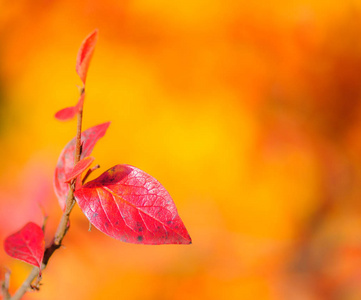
[76,29,99,84]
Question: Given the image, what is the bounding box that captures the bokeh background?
[1,0,361,299]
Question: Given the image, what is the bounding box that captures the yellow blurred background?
[1,0,361,299]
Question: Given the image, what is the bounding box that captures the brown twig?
[6,91,85,300]
[75,90,84,164]
[1,269,11,300]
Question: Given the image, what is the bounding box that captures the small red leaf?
[76,29,98,84]
[65,156,95,183]
[74,165,192,245]
[55,93,85,121]
[4,222,45,269]
[54,122,110,210]
[54,106,77,121]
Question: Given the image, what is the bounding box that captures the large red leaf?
[74,165,192,245]
[54,93,85,121]
[54,122,110,210]
[76,29,98,84]
[4,222,45,269]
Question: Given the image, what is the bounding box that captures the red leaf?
[54,106,77,121]
[74,165,192,245]
[4,222,45,269]
[76,29,98,84]
[65,156,95,183]
[54,122,110,210]
[55,93,85,121]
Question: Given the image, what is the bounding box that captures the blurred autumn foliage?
[2,0,361,299]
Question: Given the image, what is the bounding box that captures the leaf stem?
[82,164,100,184]
[7,90,85,300]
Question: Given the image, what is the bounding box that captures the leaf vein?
[103,186,186,240]
[137,210,155,235]
[109,191,138,236]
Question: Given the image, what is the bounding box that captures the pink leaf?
[54,122,110,210]
[65,156,95,183]
[4,222,45,269]
[74,165,192,245]
[55,93,85,121]
[54,106,77,121]
[76,29,98,84]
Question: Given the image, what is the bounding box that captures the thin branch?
[41,215,49,233]
[54,182,75,246]
[1,269,11,300]
[10,267,39,300]
[54,90,84,246]
[8,90,85,300]
[75,95,84,163]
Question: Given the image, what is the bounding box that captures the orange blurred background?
[2,0,361,299]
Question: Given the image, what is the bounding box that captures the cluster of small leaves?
[2,29,191,296]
